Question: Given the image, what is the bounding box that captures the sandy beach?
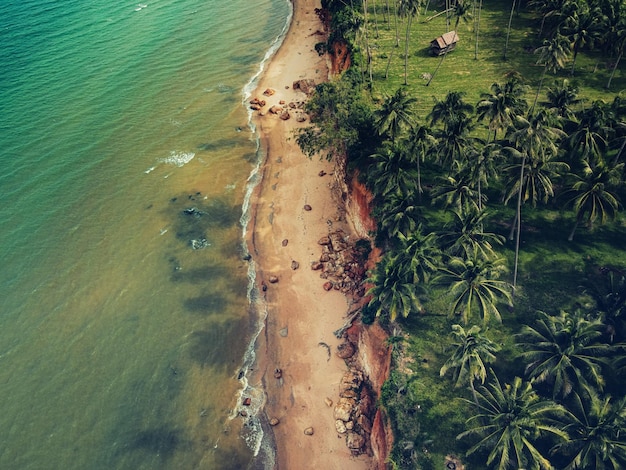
[246,0,374,468]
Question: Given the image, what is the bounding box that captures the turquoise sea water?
[0,0,290,468]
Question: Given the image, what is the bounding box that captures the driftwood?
[333,308,361,338]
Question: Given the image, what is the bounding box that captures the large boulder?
[292,78,316,94]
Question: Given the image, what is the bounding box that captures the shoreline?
[244,0,373,468]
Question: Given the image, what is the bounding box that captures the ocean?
[0,0,291,468]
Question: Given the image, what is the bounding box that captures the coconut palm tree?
[502,149,570,211]
[366,253,425,322]
[516,310,613,399]
[458,373,569,470]
[567,100,614,168]
[373,87,417,143]
[440,324,500,403]
[561,2,606,76]
[532,33,571,113]
[374,191,424,242]
[540,78,583,120]
[434,255,512,325]
[552,390,626,470]
[476,79,529,143]
[432,115,477,169]
[438,208,505,261]
[393,225,441,283]
[503,0,518,61]
[365,143,417,199]
[405,123,436,197]
[398,0,423,85]
[503,110,565,288]
[563,160,623,241]
[466,142,504,210]
[606,4,626,89]
[428,91,474,128]
[431,173,483,215]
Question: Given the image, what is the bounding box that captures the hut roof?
[432,30,459,49]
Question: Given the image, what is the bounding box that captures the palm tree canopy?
[440,324,500,388]
[458,373,569,470]
[516,310,613,399]
[373,87,417,142]
[535,33,571,74]
[552,390,626,470]
[434,255,512,325]
[437,208,505,260]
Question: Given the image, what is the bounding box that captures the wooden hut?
[430,31,459,56]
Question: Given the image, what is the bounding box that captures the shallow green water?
[0,0,290,468]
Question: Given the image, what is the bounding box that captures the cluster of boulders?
[333,340,374,455]
[311,229,367,296]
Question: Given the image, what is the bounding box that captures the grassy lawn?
[362,0,625,118]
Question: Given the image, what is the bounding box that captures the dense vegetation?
[300,0,626,468]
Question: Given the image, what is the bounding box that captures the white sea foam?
[160,151,195,167]
[236,1,293,465]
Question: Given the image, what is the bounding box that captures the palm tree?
[584,267,626,343]
[516,310,612,399]
[398,0,423,85]
[440,324,500,404]
[366,253,425,322]
[476,79,529,142]
[503,110,565,288]
[393,225,440,283]
[503,0,518,61]
[561,2,605,76]
[458,373,569,470]
[438,208,505,261]
[567,100,614,167]
[474,0,483,59]
[431,173,483,215]
[502,149,570,211]
[606,4,626,89]
[374,192,424,242]
[428,91,474,129]
[532,33,571,113]
[552,390,626,470]
[563,161,623,241]
[432,115,476,169]
[405,123,436,197]
[434,255,512,325]
[466,142,503,210]
[540,78,583,119]
[365,143,417,199]
[373,87,417,143]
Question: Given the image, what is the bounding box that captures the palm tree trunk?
[417,155,423,199]
[512,154,526,291]
[530,66,547,115]
[404,15,412,85]
[509,211,517,240]
[474,0,482,60]
[394,0,400,47]
[469,380,479,407]
[607,49,623,90]
[503,0,516,61]
[384,48,394,79]
[570,48,579,76]
[426,49,447,86]
[568,218,579,241]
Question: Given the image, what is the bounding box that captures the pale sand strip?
[246,0,372,468]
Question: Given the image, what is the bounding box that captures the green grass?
[361,0,625,120]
